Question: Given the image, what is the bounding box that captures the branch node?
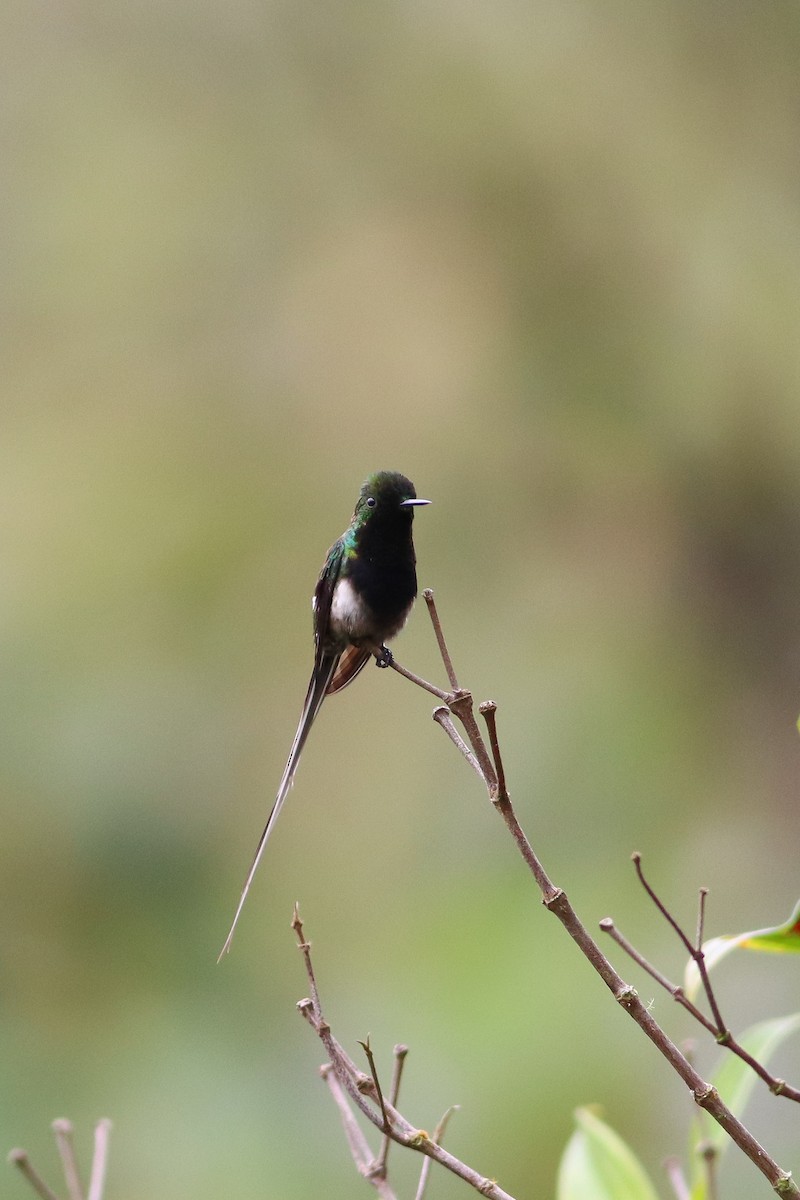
[615,984,638,1008]
[694,1085,719,1108]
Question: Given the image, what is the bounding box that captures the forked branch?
[384,589,798,1198]
[292,905,516,1200]
[9,1119,112,1200]
[600,858,800,1104]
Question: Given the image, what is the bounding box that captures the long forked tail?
[217,652,339,959]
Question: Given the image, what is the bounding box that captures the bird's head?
[353,471,431,526]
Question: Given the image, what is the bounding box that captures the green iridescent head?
[351,471,430,526]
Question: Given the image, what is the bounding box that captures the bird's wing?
[217,542,347,959]
[315,538,372,692]
[327,645,371,693]
[311,536,344,645]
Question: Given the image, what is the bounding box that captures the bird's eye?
[366,496,376,507]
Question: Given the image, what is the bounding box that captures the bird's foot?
[374,645,393,668]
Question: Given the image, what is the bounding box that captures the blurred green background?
[3,2,800,1197]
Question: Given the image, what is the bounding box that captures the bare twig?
[664,1155,691,1200]
[433,707,485,781]
[633,855,728,1034]
[373,1045,409,1179]
[10,1121,111,1200]
[86,1120,111,1200]
[479,702,508,802]
[698,1139,720,1200]
[51,1121,83,1200]
[619,863,800,1104]
[448,692,498,792]
[359,1038,390,1136]
[389,1045,409,1109]
[422,590,459,691]
[385,589,800,1197]
[7,1150,62,1200]
[696,888,709,953]
[294,908,517,1200]
[598,918,717,1036]
[389,656,451,702]
[631,853,694,955]
[292,903,322,1016]
[415,1106,459,1200]
[320,1065,398,1200]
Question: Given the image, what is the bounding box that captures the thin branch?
[602,892,800,1103]
[7,1151,62,1200]
[373,1045,408,1179]
[447,692,498,793]
[632,854,694,956]
[415,1106,459,1200]
[294,914,517,1200]
[51,1121,83,1200]
[598,918,718,1036]
[359,1038,390,1136]
[86,1121,111,1200]
[389,1045,409,1109]
[422,590,460,691]
[320,1065,398,1200]
[479,702,508,802]
[432,707,485,781]
[389,656,451,702]
[696,888,709,953]
[292,904,322,1016]
[320,1063,373,1165]
[387,594,800,1196]
[698,1139,720,1200]
[634,855,728,1034]
[664,1155,691,1200]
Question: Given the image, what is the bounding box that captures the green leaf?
[557,1106,661,1200]
[685,899,800,1001]
[689,1013,800,1196]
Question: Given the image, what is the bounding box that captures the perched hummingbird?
[219,470,430,956]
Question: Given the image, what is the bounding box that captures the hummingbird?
[219,470,430,956]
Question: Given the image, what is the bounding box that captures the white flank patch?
[330,576,374,640]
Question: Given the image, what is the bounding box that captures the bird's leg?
[374,644,393,669]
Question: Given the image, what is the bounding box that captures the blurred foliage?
[3,2,800,1198]
[558,1107,659,1200]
